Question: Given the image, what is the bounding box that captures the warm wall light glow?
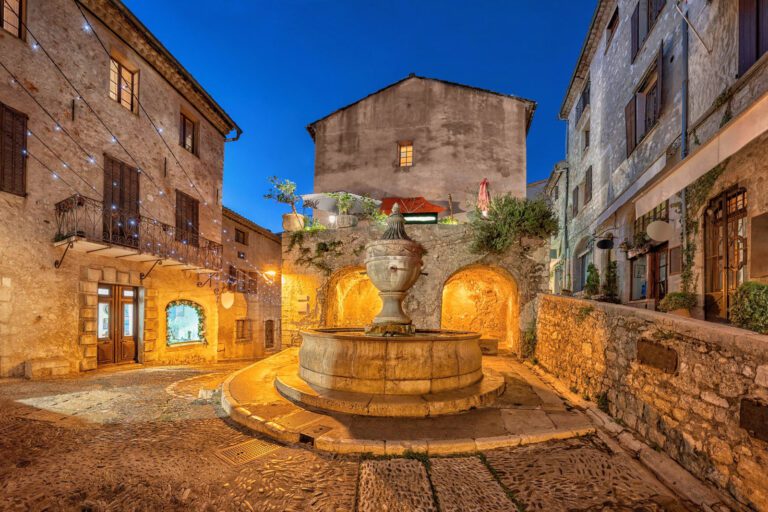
[325,266,380,327]
[264,270,277,278]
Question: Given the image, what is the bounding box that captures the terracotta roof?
[222,207,281,243]
[380,197,446,215]
[307,74,537,140]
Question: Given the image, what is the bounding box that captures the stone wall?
[281,223,548,352]
[534,294,768,510]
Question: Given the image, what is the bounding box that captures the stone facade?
[550,0,768,318]
[280,223,548,353]
[217,208,282,360]
[535,294,768,510]
[308,75,535,221]
[0,0,239,376]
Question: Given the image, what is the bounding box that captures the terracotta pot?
[282,213,305,232]
[670,308,692,318]
[335,214,358,229]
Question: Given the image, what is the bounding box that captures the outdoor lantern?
[220,291,235,310]
[596,238,614,250]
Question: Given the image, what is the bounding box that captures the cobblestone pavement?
[0,364,696,511]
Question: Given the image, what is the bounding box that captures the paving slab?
[430,457,516,512]
[357,459,437,512]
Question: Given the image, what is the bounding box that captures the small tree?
[584,263,600,298]
[264,176,301,216]
[469,195,558,254]
[601,260,619,303]
[328,191,355,215]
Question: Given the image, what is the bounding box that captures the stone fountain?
[275,205,505,416]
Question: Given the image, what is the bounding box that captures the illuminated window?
[166,300,205,344]
[2,0,22,38]
[398,141,413,167]
[180,113,197,154]
[109,58,139,112]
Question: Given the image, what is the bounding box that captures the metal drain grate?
[215,438,279,466]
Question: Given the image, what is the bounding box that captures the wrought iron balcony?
[53,194,222,274]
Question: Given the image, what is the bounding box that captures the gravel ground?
[0,363,693,511]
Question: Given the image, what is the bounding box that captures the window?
[575,80,590,123]
[2,0,22,38]
[234,228,248,245]
[631,0,666,61]
[235,319,251,341]
[626,44,664,156]
[739,0,768,75]
[575,251,592,292]
[175,190,199,246]
[0,101,27,196]
[398,141,413,167]
[583,128,590,152]
[264,319,275,349]
[631,254,648,300]
[572,186,580,217]
[109,58,139,112]
[166,300,205,344]
[634,200,669,240]
[179,113,197,154]
[605,7,619,51]
[584,167,593,205]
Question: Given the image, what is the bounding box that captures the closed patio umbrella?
[478,178,490,216]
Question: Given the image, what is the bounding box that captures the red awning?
[380,197,446,215]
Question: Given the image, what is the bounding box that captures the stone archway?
[440,265,519,349]
[325,266,381,328]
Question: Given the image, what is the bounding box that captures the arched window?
[166,300,205,345]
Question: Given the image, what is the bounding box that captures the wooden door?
[650,243,669,305]
[103,155,140,247]
[175,190,199,247]
[96,284,138,366]
[705,188,748,321]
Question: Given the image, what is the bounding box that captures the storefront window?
[631,255,648,301]
[166,300,205,344]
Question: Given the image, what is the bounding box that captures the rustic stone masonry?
[535,294,768,510]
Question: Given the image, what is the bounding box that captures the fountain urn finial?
[364,203,424,336]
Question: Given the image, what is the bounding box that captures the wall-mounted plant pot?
[669,308,692,318]
[336,214,358,229]
[282,213,305,232]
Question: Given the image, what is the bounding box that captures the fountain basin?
[298,328,483,395]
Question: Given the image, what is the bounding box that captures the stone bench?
[479,338,499,356]
[24,357,71,380]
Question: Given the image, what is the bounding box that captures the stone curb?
[221,357,595,455]
[523,361,738,512]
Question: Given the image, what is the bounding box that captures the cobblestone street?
[0,364,696,511]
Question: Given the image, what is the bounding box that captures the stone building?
[549,0,768,320]
[217,207,282,360]
[307,74,536,221]
[0,0,241,377]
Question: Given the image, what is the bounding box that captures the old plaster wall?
[535,294,768,510]
[0,0,228,375]
[312,76,530,214]
[280,223,548,353]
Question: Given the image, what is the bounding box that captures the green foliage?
[657,291,697,313]
[601,261,619,303]
[730,281,768,334]
[264,176,301,215]
[469,195,558,254]
[303,218,327,233]
[584,263,600,298]
[328,191,355,215]
[438,216,459,225]
[360,195,388,224]
[575,305,594,324]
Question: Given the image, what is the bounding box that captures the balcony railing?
[54,194,222,272]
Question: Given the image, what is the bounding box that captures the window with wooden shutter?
[584,167,593,205]
[626,44,663,157]
[109,58,139,113]
[606,7,619,51]
[739,0,768,75]
[179,113,197,154]
[103,155,140,247]
[2,0,22,38]
[572,186,579,217]
[631,0,664,63]
[175,190,199,247]
[0,102,27,197]
[631,3,641,61]
[625,96,637,157]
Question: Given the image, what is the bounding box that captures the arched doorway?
[440,266,519,349]
[325,266,381,328]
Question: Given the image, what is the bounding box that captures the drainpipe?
[563,164,571,291]
[680,7,689,256]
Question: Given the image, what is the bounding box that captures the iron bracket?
[197,273,215,288]
[54,241,74,269]
[140,259,162,282]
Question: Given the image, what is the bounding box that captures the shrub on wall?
[600,261,619,303]
[658,291,697,313]
[584,264,600,298]
[730,281,768,334]
[470,195,558,254]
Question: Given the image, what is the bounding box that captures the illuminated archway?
[325,266,381,328]
[440,266,519,349]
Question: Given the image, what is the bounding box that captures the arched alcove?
[440,266,519,349]
[325,266,381,328]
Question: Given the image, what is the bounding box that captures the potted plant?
[264,176,304,231]
[328,191,358,228]
[657,291,697,317]
[730,281,768,333]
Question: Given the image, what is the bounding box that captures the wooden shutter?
[739,0,758,75]
[655,42,664,120]
[760,0,768,59]
[631,3,640,62]
[585,167,593,204]
[625,97,637,157]
[0,102,27,196]
[175,190,199,246]
[572,186,579,217]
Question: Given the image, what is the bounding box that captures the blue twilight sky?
[122,0,597,232]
